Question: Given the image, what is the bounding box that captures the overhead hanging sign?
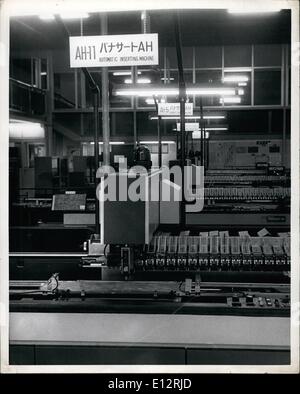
[177,122,199,132]
[158,103,193,116]
[69,33,159,68]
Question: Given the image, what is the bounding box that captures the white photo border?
[0,0,299,374]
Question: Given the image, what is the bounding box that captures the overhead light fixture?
[161,77,175,81]
[141,141,175,144]
[225,68,252,73]
[220,97,242,104]
[115,86,237,97]
[187,88,236,96]
[223,75,249,83]
[90,141,125,145]
[9,120,45,139]
[151,116,197,120]
[101,141,125,145]
[116,88,178,96]
[124,78,151,84]
[59,13,90,19]
[150,115,226,120]
[39,14,55,20]
[238,89,245,95]
[228,8,282,14]
[206,127,228,131]
[113,71,142,76]
[238,82,247,87]
[203,115,226,120]
[40,72,47,76]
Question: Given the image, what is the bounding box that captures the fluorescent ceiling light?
[225,68,252,72]
[223,75,249,83]
[113,71,142,76]
[188,88,235,96]
[39,14,55,20]
[40,72,47,76]
[101,142,125,145]
[9,121,45,139]
[115,87,236,97]
[220,97,242,104]
[116,88,178,96]
[90,142,125,145]
[238,89,244,95]
[203,115,226,120]
[228,8,282,14]
[238,82,247,87]
[141,141,175,144]
[60,13,90,19]
[206,127,228,131]
[161,77,175,81]
[124,78,151,84]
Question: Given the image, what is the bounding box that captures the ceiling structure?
[10,9,291,52]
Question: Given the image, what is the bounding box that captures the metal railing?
[9,78,46,115]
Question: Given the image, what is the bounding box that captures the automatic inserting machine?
[9,168,291,365]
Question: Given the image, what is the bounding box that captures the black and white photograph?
[0,0,299,374]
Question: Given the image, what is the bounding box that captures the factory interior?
[8,8,292,366]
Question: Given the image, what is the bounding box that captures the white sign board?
[177,122,199,131]
[158,103,193,116]
[69,34,158,68]
[192,131,210,139]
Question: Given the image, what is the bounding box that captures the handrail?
[10,77,46,94]
[54,92,75,107]
[10,78,46,115]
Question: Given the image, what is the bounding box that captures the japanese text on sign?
[158,103,193,116]
[69,34,158,67]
